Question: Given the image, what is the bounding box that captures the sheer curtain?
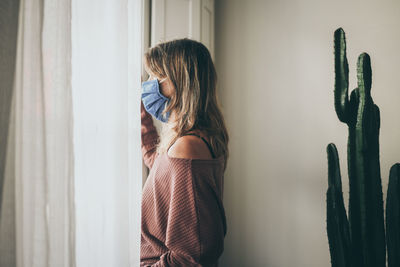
[3,0,143,266]
[14,0,74,266]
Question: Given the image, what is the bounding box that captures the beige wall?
[215,0,400,266]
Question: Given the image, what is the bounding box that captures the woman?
[140,38,229,267]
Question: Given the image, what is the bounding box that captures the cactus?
[326,28,400,267]
[386,164,400,267]
[326,144,352,267]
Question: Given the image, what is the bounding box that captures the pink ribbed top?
[140,103,227,267]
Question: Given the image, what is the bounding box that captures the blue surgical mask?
[141,78,171,123]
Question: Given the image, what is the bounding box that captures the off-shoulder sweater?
[140,103,227,267]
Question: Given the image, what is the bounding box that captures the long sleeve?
[141,100,160,169]
[148,160,227,267]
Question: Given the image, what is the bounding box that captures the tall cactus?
[326,28,399,267]
[386,164,400,267]
[326,144,352,267]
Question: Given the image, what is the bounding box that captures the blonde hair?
[143,38,229,169]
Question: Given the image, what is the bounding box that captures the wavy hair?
[143,38,229,168]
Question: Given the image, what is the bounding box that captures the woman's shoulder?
[167,134,214,160]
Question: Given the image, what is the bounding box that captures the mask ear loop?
[159,77,167,83]
[155,77,170,110]
[158,78,171,119]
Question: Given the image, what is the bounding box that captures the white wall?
[215,0,400,266]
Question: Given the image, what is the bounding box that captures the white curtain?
[9,0,143,266]
[14,0,75,266]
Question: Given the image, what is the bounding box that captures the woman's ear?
[159,78,174,98]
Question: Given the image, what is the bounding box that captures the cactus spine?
[326,28,399,267]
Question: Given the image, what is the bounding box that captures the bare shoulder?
[168,135,213,160]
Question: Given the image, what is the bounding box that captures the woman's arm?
[141,100,160,169]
